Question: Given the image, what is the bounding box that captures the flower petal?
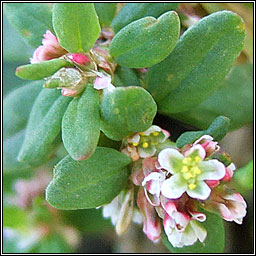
[161,174,187,199]
[158,148,184,174]
[198,159,226,181]
[190,220,207,243]
[187,181,211,200]
[184,144,206,159]
[193,135,214,145]
[142,125,162,136]
[138,145,156,158]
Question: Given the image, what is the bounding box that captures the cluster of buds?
[103,126,247,248]
[30,30,116,97]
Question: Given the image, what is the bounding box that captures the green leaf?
[111,3,178,33]
[170,64,253,131]
[3,82,42,172]
[46,147,131,209]
[18,89,72,164]
[110,11,180,68]
[3,81,42,140]
[3,206,27,229]
[162,210,225,253]
[145,11,245,113]
[4,3,53,48]
[176,116,230,148]
[100,86,157,141]
[233,160,253,192]
[62,84,100,160]
[52,3,101,53]
[16,59,73,80]
[94,3,117,27]
[113,66,141,87]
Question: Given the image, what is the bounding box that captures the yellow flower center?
[181,155,203,190]
[153,131,159,136]
[132,142,139,146]
[142,142,149,148]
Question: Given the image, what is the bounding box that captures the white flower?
[159,145,226,200]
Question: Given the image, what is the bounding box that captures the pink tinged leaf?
[161,174,187,199]
[198,159,226,181]
[186,181,211,200]
[137,188,161,243]
[158,148,184,174]
[190,220,207,243]
[130,168,144,186]
[142,157,159,175]
[222,163,235,182]
[164,201,177,217]
[217,203,233,221]
[184,144,206,160]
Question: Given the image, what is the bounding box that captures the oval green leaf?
[113,66,141,87]
[94,3,117,27]
[170,64,253,131]
[4,3,53,48]
[100,86,157,141]
[110,11,180,68]
[18,89,72,164]
[46,147,131,209]
[145,11,245,113]
[16,59,73,80]
[162,210,225,253]
[111,3,178,33]
[52,3,101,53]
[62,84,100,160]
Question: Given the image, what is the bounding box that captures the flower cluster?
[102,126,247,248]
[30,30,116,96]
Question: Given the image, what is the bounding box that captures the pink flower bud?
[68,53,90,65]
[205,180,220,188]
[30,30,67,64]
[61,88,79,97]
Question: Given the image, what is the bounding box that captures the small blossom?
[137,188,161,243]
[192,135,220,157]
[93,72,115,92]
[222,163,236,182]
[163,201,207,248]
[159,145,226,200]
[30,30,67,64]
[124,125,170,160]
[205,192,247,224]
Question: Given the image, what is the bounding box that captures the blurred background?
[3,3,253,253]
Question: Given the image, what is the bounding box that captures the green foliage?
[46,147,131,210]
[16,59,73,80]
[62,84,100,160]
[112,3,178,33]
[162,210,225,253]
[100,87,157,141]
[170,64,253,130]
[4,3,53,48]
[3,206,27,229]
[176,116,230,148]
[3,82,42,173]
[113,66,141,87]
[18,89,71,164]
[110,11,180,68]
[94,3,117,27]
[52,3,100,53]
[146,11,245,113]
[233,160,253,192]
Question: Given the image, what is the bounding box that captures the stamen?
[182,157,192,165]
[194,156,201,163]
[181,166,189,173]
[188,183,196,190]
[193,166,202,175]
[142,142,149,148]
[152,131,159,136]
[132,142,139,146]
[184,172,193,180]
